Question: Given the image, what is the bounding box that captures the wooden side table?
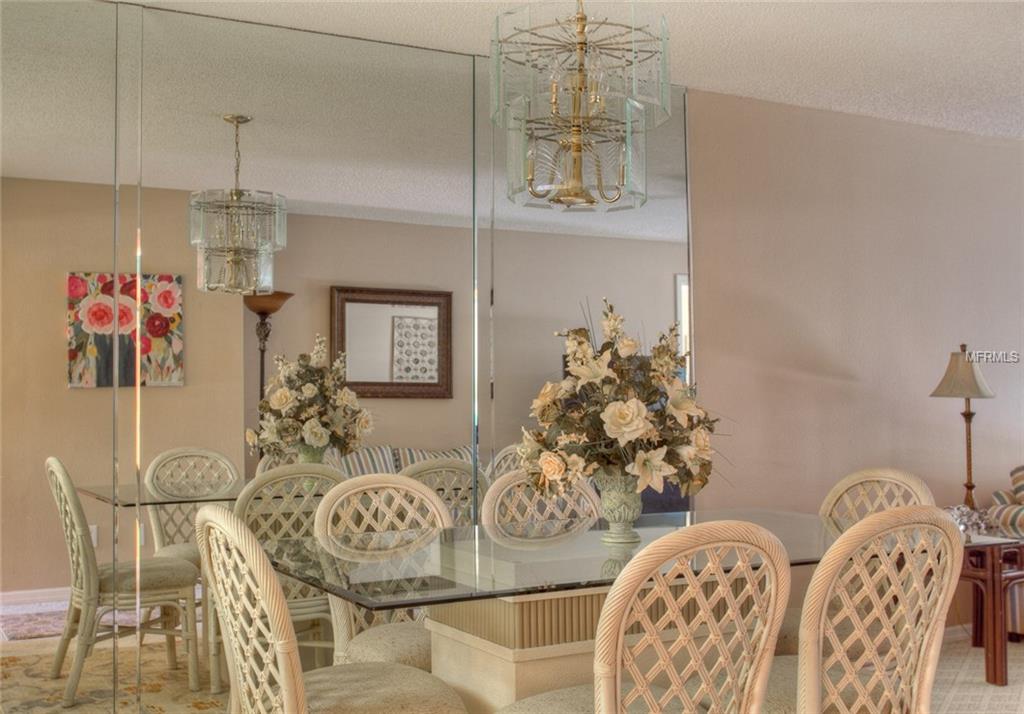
[961,535,1024,685]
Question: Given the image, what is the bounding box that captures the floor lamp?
[243,291,293,407]
[930,343,995,510]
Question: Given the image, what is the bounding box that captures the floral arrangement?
[245,335,373,462]
[519,300,716,496]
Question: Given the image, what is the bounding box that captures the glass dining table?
[263,509,836,713]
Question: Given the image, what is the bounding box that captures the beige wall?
[688,90,1024,512]
[0,179,245,591]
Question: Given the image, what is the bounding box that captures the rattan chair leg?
[50,603,79,679]
[184,592,200,692]
[62,603,96,707]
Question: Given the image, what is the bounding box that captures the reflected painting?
[66,272,184,387]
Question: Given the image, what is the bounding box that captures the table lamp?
[930,343,995,509]
[243,291,293,404]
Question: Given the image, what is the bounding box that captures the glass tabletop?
[263,509,836,611]
[77,481,250,507]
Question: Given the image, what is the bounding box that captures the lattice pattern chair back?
[144,447,241,552]
[399,458,475,526]
[819,469,934,534]
[254,448,344,476]
[484,444,521,486]
[315,474,452,649]
[593,520,790,714]
[796,505,963,714]
[45,457,99,601]
[234,464,345,603]
[196,505,306,714]
[481,469,600,542]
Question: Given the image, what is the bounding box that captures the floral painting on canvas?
[66,272,184,387]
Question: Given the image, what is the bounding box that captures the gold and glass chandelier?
[492,0,670,211]
[189,115,286,294]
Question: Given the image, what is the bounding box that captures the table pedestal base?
[426,618,593,713]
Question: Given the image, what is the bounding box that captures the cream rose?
[301,383,318,399]
[537,451,567,484]
[355,409,374,435]
[301,418,330,448]
[336,387,359,408]
[617,336,640,357]
[268,387,298,414]
[601,398,653,446]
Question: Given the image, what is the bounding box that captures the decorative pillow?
[394,446,473,471]
[1012,465,1024,504]
[992,490,1017,506]
[989,504,1024,538]
[339,445,397,476]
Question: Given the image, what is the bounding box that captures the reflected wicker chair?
[483,444,521,489]
[481,468,600,545]
[498,520,791,713]
[762,505,963,713]
[315,473,454,671]
[776,468,935,656]
[195,505,467,714]
[144,447,240,692]
[46,457,200,707]
[399,457,475,526]
[254,447,345,476]
[232,463,345,681]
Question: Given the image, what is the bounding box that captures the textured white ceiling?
[145,0,1024,139]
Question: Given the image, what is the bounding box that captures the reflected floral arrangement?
[246,334,373,462]
[519,300,716,497]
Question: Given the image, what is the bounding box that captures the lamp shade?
[243,291,293,317]
[930,344,995,399]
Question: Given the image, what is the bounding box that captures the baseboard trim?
[0,586,70,611]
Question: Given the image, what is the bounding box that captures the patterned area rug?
[0,631,1020,712]
[0,608,138,642]
[0,636,227,712]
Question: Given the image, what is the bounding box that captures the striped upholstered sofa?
[989,465,1024,638]
[256,444,473,477]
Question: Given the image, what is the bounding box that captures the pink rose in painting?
[78,294,115,335]
[120,278,148,305]
[151,280,181,317]
[67,274,89,300]
[115,301,134,335]
[131,331,152,356]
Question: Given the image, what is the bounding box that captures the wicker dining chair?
[314,473,454,671]
[481,469,600,544]
[499,520,791,713]
[483,444,521,488]
[776,468,935,656]
[399,457,476,526]
[195,505,467,714]
[762,505,963,714]
[232,463,345,684]
[46,457,201,707]
[144,447,240,691]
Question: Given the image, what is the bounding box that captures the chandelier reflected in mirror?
[189,115,286,295]
[492,0,670,211]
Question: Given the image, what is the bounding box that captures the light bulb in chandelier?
[492,0,670,211]
[189,114,287,295]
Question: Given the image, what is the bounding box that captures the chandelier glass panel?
[189,115,287,295]
[491,1,670,211]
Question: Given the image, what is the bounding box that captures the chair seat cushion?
[498,684,592,714]
[98,557,199,594]
[344,621,431,671]
[762,655,797,713]
[304,661,465,714]
[154,542,201,567]
[497,683,669,714]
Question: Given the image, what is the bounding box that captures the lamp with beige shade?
[930,343,995,510]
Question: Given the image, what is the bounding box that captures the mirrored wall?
[2,2,689,706]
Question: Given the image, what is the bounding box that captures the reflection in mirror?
[331,286,452,397]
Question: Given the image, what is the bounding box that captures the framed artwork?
[330,286,452,399]
[391,315,439,382]
[66,272,184,387]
